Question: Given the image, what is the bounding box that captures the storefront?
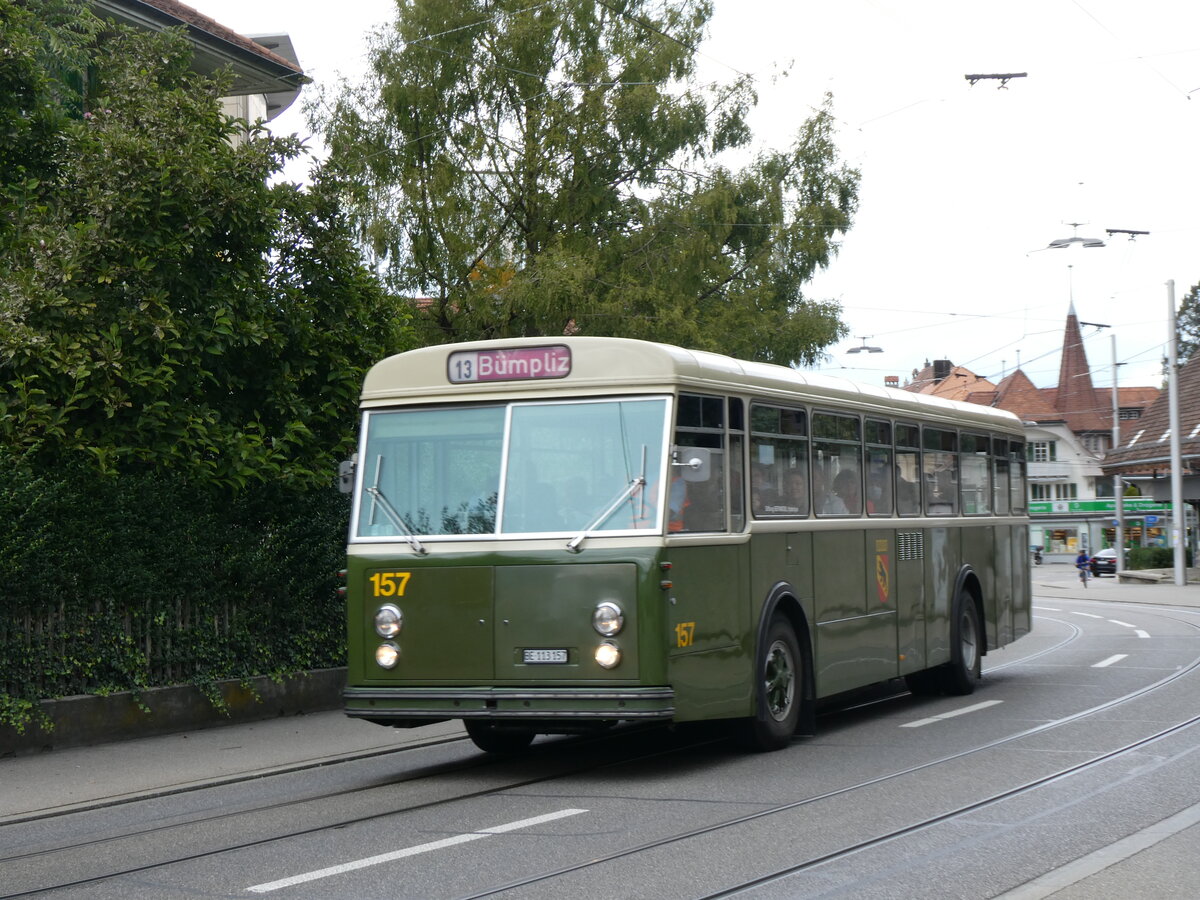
[1028,498,1173,561]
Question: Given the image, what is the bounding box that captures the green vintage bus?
[342,337,1032,752]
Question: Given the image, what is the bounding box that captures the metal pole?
[1112,333,1124,574]
[1167,280,1186,585]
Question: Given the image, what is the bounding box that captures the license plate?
[523,648,568,664]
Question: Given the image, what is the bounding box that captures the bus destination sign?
[447,345,572,384]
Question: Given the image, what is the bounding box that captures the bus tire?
[464,720,536,754]
[737,615,801,752]
[940,590,982,696]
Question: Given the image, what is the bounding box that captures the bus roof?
[362,336,1023,433]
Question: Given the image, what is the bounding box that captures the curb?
[0,668,346,757]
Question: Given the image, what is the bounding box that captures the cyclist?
[1075,548,1090,587]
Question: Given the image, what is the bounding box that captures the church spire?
[1055,305,1107,431]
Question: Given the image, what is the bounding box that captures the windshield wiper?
[365,486,428,556]
[566,446,648,553]
[365,458,427,555]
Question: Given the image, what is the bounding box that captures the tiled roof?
[1102,353,1200,475]
[992,369,1062,421]
[911,366,998,401]
[963,390,998,406]
[1118,386,1161,407]
[131,0,300,72]
[905,361,936,391]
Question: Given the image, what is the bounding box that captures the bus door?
[664,395,748,720]
[811,529,897,695]
[811,415,897,695]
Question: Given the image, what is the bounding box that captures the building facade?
[902,304,1165,561]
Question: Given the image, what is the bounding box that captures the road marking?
[901,699,1003,728]
[1072,612,1104,619]
[997,800,1200,899]
[1136,629,1151,639]
[246,808,588,894]
[1033,606,1061,611]
[1092,654,1128,668]
[1108,619,1135,628]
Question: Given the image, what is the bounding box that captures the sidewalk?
[1033,566,1200,607]
[0,711,466,823]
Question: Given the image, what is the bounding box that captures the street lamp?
[1047,222,1106,249]
[847,336,883,354]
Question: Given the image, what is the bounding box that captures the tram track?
[460,606,1200,898]
[0,724,725,898]
[5,602,1197,899]
[701,710,1200,899]
[462,709,1200,900]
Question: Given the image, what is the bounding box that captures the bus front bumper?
[344,685,675,726]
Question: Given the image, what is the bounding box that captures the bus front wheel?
[464,720,536,754]
[737,616,801,752]
[940,591,982,695]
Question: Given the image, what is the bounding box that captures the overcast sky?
[197,0,1200,393]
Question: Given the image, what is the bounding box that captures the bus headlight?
[375,642,400,669]
[594,641,621,669]
[374,604,403,638]
[592,602,624,636]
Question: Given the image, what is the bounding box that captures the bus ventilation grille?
[897,532,924,561]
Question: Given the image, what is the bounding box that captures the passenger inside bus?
[866,459,892,515]
[829,468,861,515]
[783,466,808,515]
[751,465,782,513]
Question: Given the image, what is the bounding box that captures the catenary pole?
[1167,280,1186,585]
[1112,333,1124,573]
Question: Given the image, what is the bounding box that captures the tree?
[317,0,858,365]
[0,0,98,251]
[0,8,412,486]
[1177,281,1200,364]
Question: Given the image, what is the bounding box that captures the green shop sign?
[1028,499,1170,515]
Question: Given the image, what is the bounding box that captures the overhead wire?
[301,2,1197,389]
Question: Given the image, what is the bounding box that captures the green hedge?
[0,462,349,732]
[1126,546,1193,570]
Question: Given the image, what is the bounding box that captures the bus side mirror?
[672,446,711,482]
[337,455,357,493]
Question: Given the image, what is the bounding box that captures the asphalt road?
[4,569,1200,899]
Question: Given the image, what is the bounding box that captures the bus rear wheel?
[464,720,536,755]
[940,591,982,695]
[737,615,801,752]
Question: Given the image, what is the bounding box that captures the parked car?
[1090,548,1118,576]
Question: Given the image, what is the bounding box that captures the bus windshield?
[355,397,668,539]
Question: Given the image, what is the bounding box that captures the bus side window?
[895,423,921,516]
[923,427,958,516]
[674,393,727,533]
[813,412,861,517]
[865,419,892,516]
